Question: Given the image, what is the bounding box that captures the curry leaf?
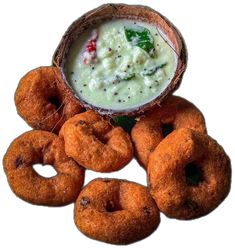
[124,25,155,54]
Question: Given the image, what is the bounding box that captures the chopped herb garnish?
[83,84,87,87]
[111,73,135,84]
[112,116,137,133]
[123,73,135,81]
[114,92,118,96]
[103,88,107,91]
[141,63,167,76]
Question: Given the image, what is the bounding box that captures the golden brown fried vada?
[148,128,231,220]
[131,95,207,169]
[74,178,160,244]
[3,130,85,206]
[15,66,84,133]
[59,110,133,172]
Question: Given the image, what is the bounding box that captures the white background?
[0,0,234,247]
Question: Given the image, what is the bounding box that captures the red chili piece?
[83,30,98,64]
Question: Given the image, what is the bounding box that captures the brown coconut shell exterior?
[52,3,187,116]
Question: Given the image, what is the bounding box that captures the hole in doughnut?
[33,164,57,178]
[185,163,203,186]
[161,123,174,137]
[49,96,61,109]
[105,200,123,212]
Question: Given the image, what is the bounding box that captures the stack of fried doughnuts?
[131,96,207,169]
[3,130,85,206]
[74,178,160,244]
[3,63,232,244]
[59,110,133,172]
[148,128,231,219]
[15,66,84,133]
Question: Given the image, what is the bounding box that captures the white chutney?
[66,19,178,111]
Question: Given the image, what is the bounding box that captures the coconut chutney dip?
[66,19,178,111]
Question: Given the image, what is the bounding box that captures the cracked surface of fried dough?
[60,111,133,172]
[148,128,231,220]
[3,130,85,206]
[15,66,84,133]
[74,178,160,244]
[131,96,207,169]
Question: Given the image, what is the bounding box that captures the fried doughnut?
[59,110,133,172]
[15,66,84,133]
[74,178,160,244]
[3,130,85,206]
[131,95,207,169]
[148,128,231,220]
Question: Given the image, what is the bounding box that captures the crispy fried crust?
[131,96,207,169]
[15,66,84,133]
[148,128,231,220]
[3,130,85,206]
[74,178,160,244]
[59,110,133,172]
